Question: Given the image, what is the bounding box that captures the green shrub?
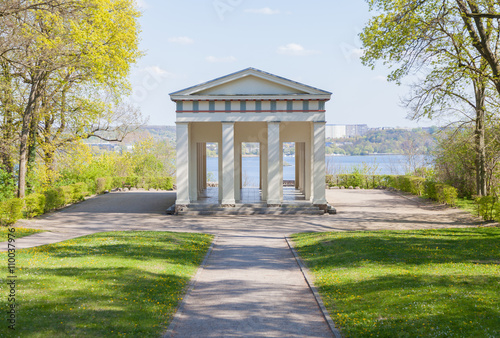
[425,181,437,200]
[474,196,498,221]
[435,183,458,206]
[124,176,139,187]
[0,168,16,202]
[325,174,334,184]
[59,186,73,205]
[44,188,65,212]
[112,176,124,189]
[70,182,88,203]
[0,198,23,226]
[408,177,426,196]
[96,177,108,194]
[24,193,46,218]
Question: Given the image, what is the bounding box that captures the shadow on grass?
[16,267,189,337]
[298,228,500,268]
[294,227,500,337]
[9,231,213,337]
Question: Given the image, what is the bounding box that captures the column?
[312,122,327,205]
[221,122,235,205]
[202,143,207,190]
[267,122,281,205]
[299,143,305,192]
[261,141,268,200]
[176,122,190,205]
[189,134,198,201]
[235,141,241,201]
[295,142,300,189]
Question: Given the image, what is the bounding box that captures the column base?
[221,199,236,206]
[312,199,327,206]
[266,199,282,206]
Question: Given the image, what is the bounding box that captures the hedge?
[0,198,23,226]
[474,196,500,221]
[24,193,46,218]
[0,176,174,226]
[95,176,174,192]
[328,174,458,205]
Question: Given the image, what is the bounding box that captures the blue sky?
[130,0,433,128]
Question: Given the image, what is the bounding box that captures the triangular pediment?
[170,68,331,97]
[195,75,309,95]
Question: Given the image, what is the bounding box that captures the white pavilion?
[169,68,333,214]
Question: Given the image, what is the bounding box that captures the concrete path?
[166,233,333,337]
[1,189,484,337]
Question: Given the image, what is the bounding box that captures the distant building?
[325,124,368,139]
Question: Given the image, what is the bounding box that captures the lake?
[207,154,416,187]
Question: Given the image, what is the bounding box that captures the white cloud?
[350,48,365,58]
[144,66,170,77]
[168,36,194,45]
[244,7,280,15]
[135,0,148,9]
[206,56,237,63]
[277,43,320,56]
[339,43,365,63]
[373,75,387,82]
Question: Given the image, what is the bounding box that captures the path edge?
[162,234,219,338]
[285,236,343,338]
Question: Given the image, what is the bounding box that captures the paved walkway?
[1,189,483,337]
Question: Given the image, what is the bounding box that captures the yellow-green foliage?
[330,174,457,205]
[95,176,174,192]
[474,196,500,221]
[0,198,23,226]
[24,194,46,218]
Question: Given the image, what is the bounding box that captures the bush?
[424,181,437,200]
[0,168,16,202]
[96,177,108,194]
[435,183,458,206]
[112,176,124,189]
[44,188,65,212]
[70,182,88,203]
[124,176,139,187]
[0,198,23,226]
[407,177,426,196]
[474,196,499,221]
[24,193,46,218]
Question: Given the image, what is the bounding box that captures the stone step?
[172,206,326,216]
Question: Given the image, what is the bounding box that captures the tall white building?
[325,124,368,139]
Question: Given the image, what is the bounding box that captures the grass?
[292,227,500,338]
[455,198,477,216]
[1,226,44,240]
[3,231,213,337]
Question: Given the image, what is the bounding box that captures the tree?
[0,0,142,197]
[360,0,500,196]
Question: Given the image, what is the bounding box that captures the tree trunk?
[474,80,487,197]
[1,108,14,173]
[0,62,14,173]
[18,79,40,198]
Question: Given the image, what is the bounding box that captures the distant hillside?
[327,127,438,156]
[87,126,438,157]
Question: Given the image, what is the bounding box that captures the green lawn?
[455,198,477,216]
[292,227,500,338]
[4,231,213,337]
[1,226,44,240]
